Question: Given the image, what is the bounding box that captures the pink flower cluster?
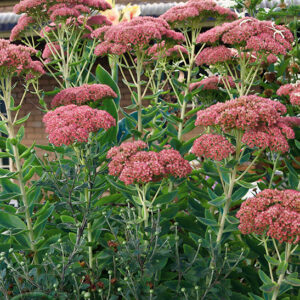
[14,0,111,15]
[195,95,295,152]
[237,189,300,244]
[12,0,111,40]
[195,46,236,65]
[277,83,300,106]
[146,41,188,61]
[192,134,235,161]
[0,39,44,79]
[197,17,293,56]
[43,104,115,146]
[107,141,192,185]
[242,121,295,153]
[195,95,286,130]
[10,15,35,41]
[160,0,237,28]
[51,84,117,108]
[42,42,61,63]
[92,16,184,56]
[189,75,235,91]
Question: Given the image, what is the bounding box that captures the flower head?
[107,142,191,185]
[51,84,117,108]
[236,189,300,244]
[0,39,44,79]
[196,17,293,56]
[160,0,237,29]
[192,134,235,161]
[195,46,236,65]
[43,104,116,146]
[93,16,184,56]
[195,95,286,130]
[277,83,300,106]
[189,75,235,91]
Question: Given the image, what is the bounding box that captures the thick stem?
[3,78,37,263]
[136,54,143,134]
[271,243,292,300]
[268,153,280,189]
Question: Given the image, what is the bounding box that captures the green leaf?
[260,283,277,293]
[0,211,27,229]
[284,274,300,286]
[208,195,226,207]
[295,140,300,150]
[276,260,288,276]
[15,113,30,125]
[258,270,273,284]
[232,187,249,202]
[95,194,124,206]
[264,255,280,266]
[153,191,177,206]
[196,217,218,226]
[96,64,120,106]
[60,215,76,224]
[236,180,254,189]
[0,152,13,158]
[69,232,77,244]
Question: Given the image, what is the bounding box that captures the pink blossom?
[196,17,293,56]
[195,95,286,130]
[277,83,300,106]
[93,16,185,56]
[242,122,294,153]
[192,134,235,161]
[147,41,188,61]
[158,148,192,178]
[236,189,300,244]
[0,39,44,78]
[42,42,61,63]
[280,116,300,127]
[195,46,235,65]
[43,104,115,146]
[10,14,35,41]
[14,0,111,16]
[51,84,117,108]
[107,142,191,185]
[160,0,237,28]
[189,75,235,91]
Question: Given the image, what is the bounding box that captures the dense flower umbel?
[43,104,115,146]
[189,75,235,91]
[195,95,295,152]
[160,0,237,29]
[107,141,192,185]
[51,84,117,108]
[10,15,35,41]
[236,189,300,244]
[146,41,188,61]
[195,46,235,65]
[14,0,111,16]
[0,39,44,79]
[92,16,184,56]
[195,95,286,130]
[192,134,235,161]
[277,83,300,106]
[242,122,295,153]
[196,17,293,56]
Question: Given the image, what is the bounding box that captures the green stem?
[3,78,37,264]
[263,237,274,282]
[271,243,292,300]
[136,53,143,134]
[268,153,280,189]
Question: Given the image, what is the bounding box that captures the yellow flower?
[121,4,141,22]
[102,8,120,25]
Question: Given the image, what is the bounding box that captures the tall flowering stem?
[193,96,296,244]
[0,41,45,264]
[93,16,185,135]
[11,0,112,89]
[237,189,299,299]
